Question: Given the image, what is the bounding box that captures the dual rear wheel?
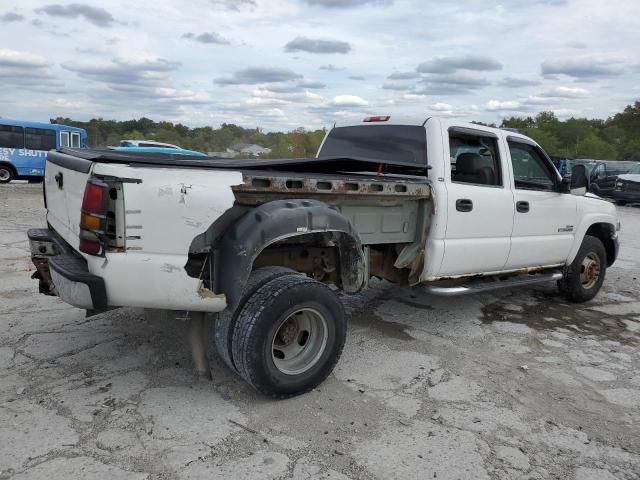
[214,267,347,398]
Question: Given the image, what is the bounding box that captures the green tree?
[617,138,640,161]
[524,129,562,155]
[122,129,145,140]
[574,134,617,159]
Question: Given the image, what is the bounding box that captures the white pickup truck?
[28,116,620,398]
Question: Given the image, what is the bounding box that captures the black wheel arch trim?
[213,199,365,310]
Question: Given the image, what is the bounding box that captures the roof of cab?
[0,118,86,133]
[333,115,537,144]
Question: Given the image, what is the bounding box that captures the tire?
[214,266,298,372]
[615,200,627,206]
[231,274,346,398]
[558,235,607,303]
[0,165,14,184]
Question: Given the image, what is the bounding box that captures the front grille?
[627,182,640,193]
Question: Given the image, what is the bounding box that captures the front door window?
[508,142,556,191]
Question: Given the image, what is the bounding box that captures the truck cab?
[321,117,618,282]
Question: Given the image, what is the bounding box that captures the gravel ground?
[1,182,639,480]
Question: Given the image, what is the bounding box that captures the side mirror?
[569,164,588,196]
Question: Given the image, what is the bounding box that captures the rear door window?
[0,125,24,148]
[25,128,57,151]
[449,131,502,187]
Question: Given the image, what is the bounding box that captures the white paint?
[416,118,617,278]
[46,159,240,312]
[43,119,618,312]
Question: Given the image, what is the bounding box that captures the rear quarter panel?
[88,163,242,311]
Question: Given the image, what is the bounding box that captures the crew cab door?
[504,138,578,269]
[438,127,515,276]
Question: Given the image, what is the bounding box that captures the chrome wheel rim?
[0,169,10,181]
[580,252,601,289]
[271,308,328,375]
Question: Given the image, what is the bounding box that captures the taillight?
[82,181,105,213]
[363,115,390,122]
[79,179,108,256]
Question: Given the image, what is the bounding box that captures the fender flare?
[566,213,617,264]
[215,199,364,309]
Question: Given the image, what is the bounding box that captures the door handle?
[456,198,473,212]
[516,201,529,213]
[55,172,63,189]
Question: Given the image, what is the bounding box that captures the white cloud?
[430,102,453,111]
[331,95,369,107]
[486,100,521,111]
[539,86,589,98]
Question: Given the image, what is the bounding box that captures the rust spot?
[233,173,430,205]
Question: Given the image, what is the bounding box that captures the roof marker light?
[363,116,390,122]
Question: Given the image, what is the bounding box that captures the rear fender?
[215,199,364,309]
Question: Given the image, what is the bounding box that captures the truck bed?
[53,147,430,176]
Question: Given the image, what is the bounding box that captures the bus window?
[25,128,57,151]
[0,125,24,148]
[71,132,80,148]
[60,131,70,147]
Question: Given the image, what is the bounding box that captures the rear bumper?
[28,228,107,310]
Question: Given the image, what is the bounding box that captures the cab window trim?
[507,139,560,192]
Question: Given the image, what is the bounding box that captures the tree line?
[498,101,640,161]
[49,116,327,159]
[51,100,640,160]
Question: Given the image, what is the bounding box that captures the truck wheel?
[558,235,607,303]
[231,274,346,398]
[615,200,627,206]
[0,166,14,184]
[214,266,298,372]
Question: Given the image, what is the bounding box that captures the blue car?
[0,119,87,183]
[109,146,207,157]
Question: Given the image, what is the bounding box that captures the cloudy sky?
[1,0,639,131]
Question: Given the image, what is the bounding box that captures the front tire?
[558,235,607,303]
[231,274,346,398]
[0,166,14,184]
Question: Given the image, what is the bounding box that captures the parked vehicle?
[120,140,181,149]
[110,146,207,156]
[0,119,87,183]
[28,116,620,398]
[613,163,640,205]
[583,160,639,198]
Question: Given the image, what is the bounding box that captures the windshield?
[318,125,427,169]
[629,164,640,174]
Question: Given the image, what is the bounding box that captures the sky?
[0,0,639,131]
